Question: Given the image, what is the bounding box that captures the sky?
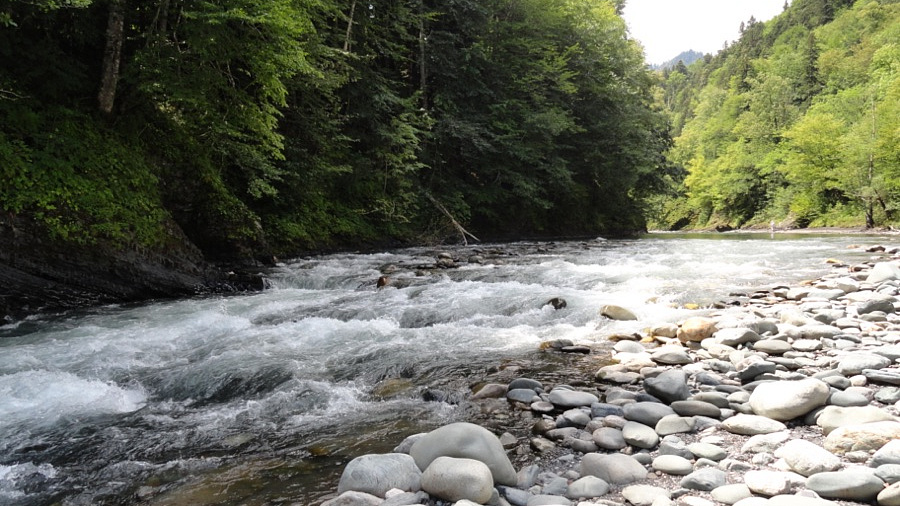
[622,0,790,64]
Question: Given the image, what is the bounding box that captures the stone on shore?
[879,482,900,506]
[774,439,841,476]
[548,389,599,409]
[622,484,671,506]
[867,262,900,283]
[680,467,727,491]
[838,352,893,376]
[623,402,677,426]
[721,414,787,435]
[321,490,384,506]
[711,484,752,504]
[652,455,694,475]
[748,378,830,421]
[623,421,660,449]
[581,453,648,484]
[678,317,718,343]
[409,422,517,485]
[805,470,885,501]
[566,476,610,499]
[815,405,897,435]
[420,457,494,504]
[743,470,796,496]
[337,453,422,497]
[644,369,690,404]
[824,421,900,455]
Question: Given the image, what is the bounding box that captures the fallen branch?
[424,192,479,245]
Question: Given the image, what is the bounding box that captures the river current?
[0,233,884,505]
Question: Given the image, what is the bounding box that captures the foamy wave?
[0,370,147,428]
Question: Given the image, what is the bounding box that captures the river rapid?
[0,233,885,506]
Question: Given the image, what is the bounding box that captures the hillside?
[653,0,899,231]
[652,49,705,70]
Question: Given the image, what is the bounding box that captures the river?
[0,233,885,505]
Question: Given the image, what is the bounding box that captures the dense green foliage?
[0,0,668,262]
[654,0,899,230]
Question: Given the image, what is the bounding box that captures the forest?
[654,0,900,231]
[0,0,669,268]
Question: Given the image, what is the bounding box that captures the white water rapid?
[0,233,882,505]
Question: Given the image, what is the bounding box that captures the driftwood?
[425,192,479,245]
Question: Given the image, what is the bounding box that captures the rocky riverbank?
[320,244,900,506]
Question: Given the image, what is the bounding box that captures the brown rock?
[677,317,718,343]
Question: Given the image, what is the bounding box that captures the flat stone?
[566,475,610,500]
[748,378,830,421]
[527,495,571,506]
[680,467,727,491]
[690,392,730,408]
[472,383,507,399]
[623,402,676,426]
[409,422,517,486]
[867,262,900,283]
[652,347,693,365]
[591,402,624,418]
[774,439,841,476]
[864,369,900,385]
[806,470,885,501]
[753,339,793,355]
[652,455,694,475]
[857,297,896,314]
[687,442,728,461]
[816,405,896,435]
[337,453,422,497]
[738,361,777,382]
[581,453,648,485]
[623,421,659,449]
[508,378,543,391]
[622,484,671,506]
[825,421,900,455]
[744,470,797,496]
[741,431,791,454]
[671,400,721,417]
[838,353,892,375]
[801,325,843,339]
[873,440,900,467]
[531,401,555,413]
[711,484,752,505]
[714,327,761,346]
[655,414,695,435]
[828,390,869,406]
[792,339,823,352]
[592,427,626,450]
[877,464,900,484]
[721,414,787,435]
[508,388,540,403]
[548,389,599,409]
[420,456,494,504]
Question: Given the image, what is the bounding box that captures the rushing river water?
[0,233,887,505]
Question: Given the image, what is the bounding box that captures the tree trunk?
[418,2,427,109]
[343,0,356,52]
[98,0,125,117]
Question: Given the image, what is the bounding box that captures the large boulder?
[420,457,494,504]
[338,453,422,497]
[409,422,517,486]
[748,379,830,421]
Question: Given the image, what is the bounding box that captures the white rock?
[774,439,841,476]
[748,378,830,421]
[421,457,494,504]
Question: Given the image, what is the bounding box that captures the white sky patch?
[623,0,791,64]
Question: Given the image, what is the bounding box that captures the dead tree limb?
[425,192,479,245]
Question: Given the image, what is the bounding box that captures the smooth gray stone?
[622,484,670,506]
[527,494,572,506]
[652,455,693,475]
[644,369,690,404]
[876,464,900,484]
[875,345,900,361]
[838,353,892,375]
[753,339,793,355]
[876,387,900,403]
[739,361,777,382]
[592,427,627,450]
[687,442,728,461]
[865,369,900,385]
[542,476,569,496]
[508,388,540,403]
[773,439,841,477]
[857,298,896,314]
[566,475,610,499]
[672,400,721,418]
[714,327,761,346]
[502,487,530,506]
[580,453,648,485]
[623,402,676,426]
[748,378,830,421]
[531,401,555,413]
[337,453,422,497]
[816,405,896,435]
[517,464,541,489]
[567,437,598,453]
[623,421,659,449]
[721,414,787,435]
[615,340,647,353]
[421,457,493,503]
[652,347,693,365]
[873,440,900,467]
[823,375,851,389]
[679,467,727,491]
[659,440,694,459]
[806,471,885,501]
[828,390,870,407]
[591,402,624,418]
[409,422,517,486]
[508,378,543,392]
[655,414,695,436]
[548,389,599,408]
[711,483,752,504]
[558,408,591,428]
[867,262,900,283]
[801,325,843,339]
